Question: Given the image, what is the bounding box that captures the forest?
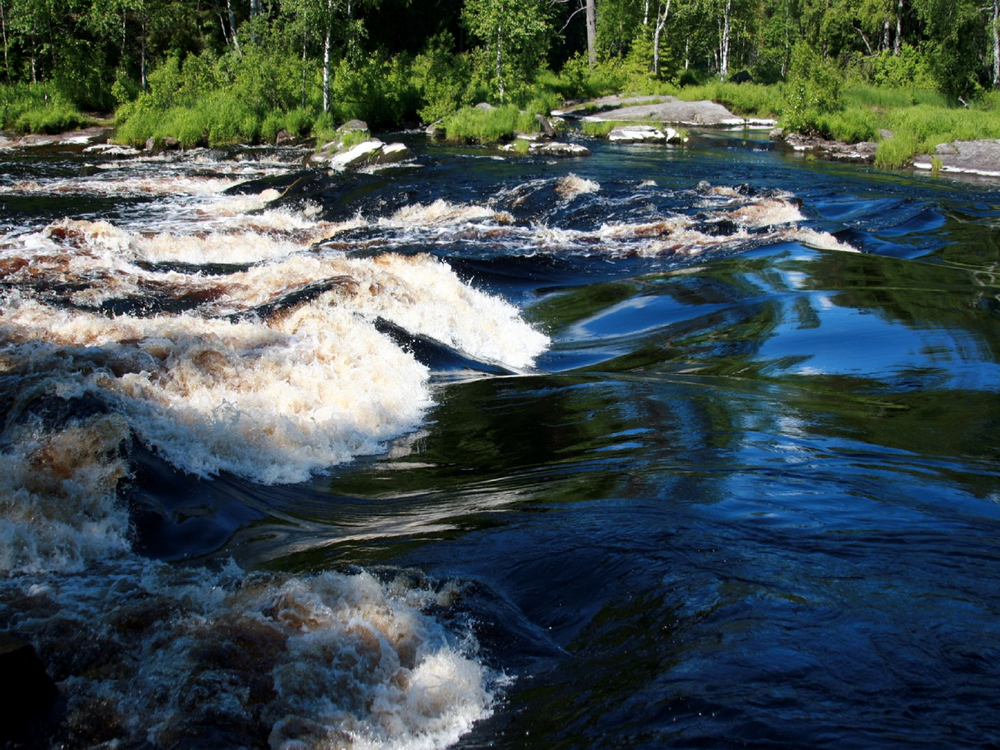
[1,0,999,160]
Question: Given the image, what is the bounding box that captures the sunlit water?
[1,132,999,748]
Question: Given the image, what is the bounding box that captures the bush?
[411,33,472,124]
[0,84,91,134]
[440,104,540,142]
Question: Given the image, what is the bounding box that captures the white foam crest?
[555,174,600,200]
[723,198,805,228]
[1,295,432,484]
[384,199,501,227]
[0,415,132,574]
[0,174,241,197]
[215,253,550,370]
[133,230,313,265]
[1,563,494,749]
[786,227,859,253]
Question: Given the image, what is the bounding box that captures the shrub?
[440,104,540,142]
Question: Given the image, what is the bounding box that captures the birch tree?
[463,0,551,101]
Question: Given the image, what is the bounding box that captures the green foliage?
[875,130,920,168]
[463,0,553,102]
[330,53,417,127]
[677,82,784,116]
[440,104,540,143]
[411,33,472,123]
[580,119,616,137]
[867,46,937,89]
[0,83,91,133]
[782,42,844,133]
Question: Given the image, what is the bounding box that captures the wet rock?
[378,142,410,164]
[0,126,113,151]
[425,119,443,138]
[913,139,1000,176]
[327,139,385,169]
[782,132,878,162]
[337,119,368,133]
[536,114,557,137]
[319,139,410,170]
[608,125,667,143]
[529,141,590,157]
[144,135,180,154]
[274,129,295,145]
[0,634,58,740]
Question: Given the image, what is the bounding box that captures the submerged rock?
[608,125,667,143]
[317,138,411,170]
[529,141,590,157]
[780,132,877,162]
[0,634,58,740]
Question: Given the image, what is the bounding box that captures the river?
[1,131,998,748]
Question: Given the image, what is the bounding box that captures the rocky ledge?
[555,94,775,129]
[606,124,687,144]
[499,140,591,157]
[774,129,879,162]
[912,140,1000,177]
[0,125,113,150]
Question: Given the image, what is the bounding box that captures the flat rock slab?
[569,96,776,128]
[0,126,113,150]
[553,94,667,117]
[783,133,878,162]
[913,140,1000,177]
[530,141,590,157]
[607,124,686,144]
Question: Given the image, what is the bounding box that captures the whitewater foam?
[0,562,496,749]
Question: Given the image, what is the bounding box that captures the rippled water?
[2,132,999,748]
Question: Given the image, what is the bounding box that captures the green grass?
[771,81,1000,168]
[440,104,541,143]
[676,82,785,117]
[0,83,93,134]
[580,120,616,137]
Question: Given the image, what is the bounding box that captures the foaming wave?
[213,254,550,370]
[555,174,600,200]
[0,174,242,197]
[1,562,495,748]
[384,199,509,227]
[0,294,433,484]
[0,415,131,574]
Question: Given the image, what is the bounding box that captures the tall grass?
[676,82,785,117]
[440,104,541,143]
[0,83,92,134]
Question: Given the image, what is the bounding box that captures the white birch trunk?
[653,0,671,77]
[586,0,597,66]
[0,0,9,82]
[228,0,240,51]
[895,0,903,54]
[719,0,731,81]
[993,0,1000,87]
[323,13,332,112]
[496,25,505,101]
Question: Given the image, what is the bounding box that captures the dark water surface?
[1,133,999,748]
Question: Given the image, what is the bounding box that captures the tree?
[463,0,551,100]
